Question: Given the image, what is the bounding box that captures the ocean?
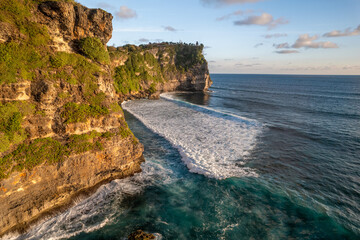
[13,74,360,239]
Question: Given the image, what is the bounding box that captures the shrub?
[0,102,34,153]
[148,83,157,94]
[78,37,110,64]
[61,102,109,124]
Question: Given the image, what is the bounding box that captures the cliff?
[108,43,212,100]
[0,0,211,237]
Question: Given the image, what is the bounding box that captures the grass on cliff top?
[0,130,125,179]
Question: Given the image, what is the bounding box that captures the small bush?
[0,102,34,153]
[148,83,157,94]
[79,37,110,64]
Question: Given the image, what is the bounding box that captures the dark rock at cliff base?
[128,230,156,240]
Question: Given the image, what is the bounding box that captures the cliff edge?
[0,0,211,237]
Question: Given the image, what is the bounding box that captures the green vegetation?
[113,52,163,94]
[109,42,206,95]
[0,1,107,85]
[0,0,51,84]
[174,44,205,71]
[148,83,157,94]
[109,102,122,113]
[49,51,100,85]
[79,37,110,64]
[0,130,116,179]
[0,138,67,179]
[0,102,35,153]
[66,131,104,153]
[61,102,109,124]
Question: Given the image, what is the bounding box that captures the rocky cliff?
[0,0,211,237]
[108,43,212,100]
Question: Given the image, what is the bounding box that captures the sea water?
[11,74,360,239]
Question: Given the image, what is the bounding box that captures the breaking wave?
[122,93,262,179]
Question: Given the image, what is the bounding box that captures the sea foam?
[123,93,262,179]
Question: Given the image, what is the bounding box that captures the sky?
[78,0,360,75]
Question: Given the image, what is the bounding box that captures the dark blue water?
[16,74,360,240]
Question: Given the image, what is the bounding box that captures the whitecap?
[122,94,262,179]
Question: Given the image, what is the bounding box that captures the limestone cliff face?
[37,1,113,52]
[108,43,213,101]
[0,0,212,237]
[0,1,141,237]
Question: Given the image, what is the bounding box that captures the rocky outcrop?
[0,0,212,238]
[0,136,144,236]
[160,62,212,92]
[109,43,212,101]
[128,230,156,240]
[0,1,139,237]
[37,1,113,52]
[0,22,22,43]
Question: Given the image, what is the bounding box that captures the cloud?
[116,6,137,19]
[216,9,253,21]
[264,33,287,39]
[138,38,150,43]
[201,0,261,6]
[292,34,338,49]
[274,34,338,50]
[97,2,115,10]
[273,42,290,49]
[254,43,263,48]
[234,13,288,29]
[323,25,360,37]
[235,63,261,67]
[163,26,178,32]
[275,50,299,54]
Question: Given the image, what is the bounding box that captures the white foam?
[122,94,262,179]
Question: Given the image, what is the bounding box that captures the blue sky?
[78,0,360,75]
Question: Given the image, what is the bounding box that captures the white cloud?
[275,50,299,54]
[234,13,288,29]
[216,9,253,21]
[264,33,287,39]
[292,34,338,49]
[323,25,360,37]
[163,26,178,32]
[201,0,261,6]
[97,2,115,10]
[116,6,137,19]
[138,38,150,43]
[254,43,263,48]
[273,42,290,49]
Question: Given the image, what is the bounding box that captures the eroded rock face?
[161,62,212,92]
[37,1,113,51]
[0,22,22,43]
[0,136,144,236]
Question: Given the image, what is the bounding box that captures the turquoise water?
[15,74,360,239]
